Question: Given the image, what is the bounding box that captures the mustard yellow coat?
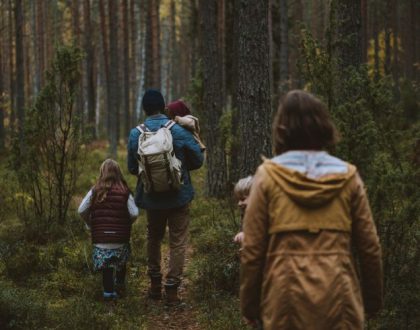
[240,160,383,330]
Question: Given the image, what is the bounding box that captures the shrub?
[10,45,85,240]
[189,198,241,298]
[299,28,420,329]
[0,282,47,329]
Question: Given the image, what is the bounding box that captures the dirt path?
[144,246,202,330]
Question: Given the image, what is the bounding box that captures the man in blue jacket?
[127,89,204,305]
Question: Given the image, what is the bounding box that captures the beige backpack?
[136,121,182,193]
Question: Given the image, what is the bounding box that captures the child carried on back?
[78,159,138,301]
[167,100,206,152]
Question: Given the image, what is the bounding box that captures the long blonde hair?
[92,159,129,204]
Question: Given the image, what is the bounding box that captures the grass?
[0,141,246,329]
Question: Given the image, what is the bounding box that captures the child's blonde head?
[93,159,129,204]
[234,176,254,200]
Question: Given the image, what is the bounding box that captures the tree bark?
[0,0,5,151]
[235,0,272,177]
[8,0,15,130]
[217,0,226,105]
[122,0,130,138]
[391,0,400,90]
[169,0,177,99]
[361,0,368,63]
[279,0,289,94]
[334,0,362,71]
[84,0,96,139]
[189,0,199,80]
[145,0,161,89]
[15,0,24,141]
[99,0,110,134]
[36,0,45,90]
[289,0,303,88]
[199,0,227,196]
[108,0,119,157]
[72,0,85,131]
[384,0,392,75]
[130,0,137,124]
[373,0,380,79]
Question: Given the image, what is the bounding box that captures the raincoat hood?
[264,151,357,208]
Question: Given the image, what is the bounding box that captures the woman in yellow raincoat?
[240,90,383,330]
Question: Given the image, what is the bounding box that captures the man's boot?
[165,283,181,306]
[148,276,162,299]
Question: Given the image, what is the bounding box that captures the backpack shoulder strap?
[164,120,176,130]
[136,124,150,134]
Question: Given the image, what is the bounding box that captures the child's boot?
[164,283,181,306]
[148,275,162,299]
[103,291,118,302]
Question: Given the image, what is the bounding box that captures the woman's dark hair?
[272,90,339,155]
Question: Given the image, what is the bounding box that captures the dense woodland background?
[0,0,419,329]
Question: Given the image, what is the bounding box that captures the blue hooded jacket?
[127,114,204,210]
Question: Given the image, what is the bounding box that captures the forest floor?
[144,246,201,330]
[0,142,246,329]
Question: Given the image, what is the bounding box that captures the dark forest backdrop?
[0,0,419,329]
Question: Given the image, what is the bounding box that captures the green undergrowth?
[0,143,149,329]
[0,142,247,329]
[188,168,247,329]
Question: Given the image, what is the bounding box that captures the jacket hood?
[264,152,357,208]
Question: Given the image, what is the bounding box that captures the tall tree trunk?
[229,0,240,183]
[72,0,84,131]
[189,0,199,80]
[122,0,130,138]
[235,0,272,176]
[135,0,147,122]
[334,0,362,71]
[384,0,392,75]
[145,0,161,89]
[15,0,24,141]
[373,0,380,79]
[311,0,324,41]
[8,0,15,130]
[0,1,5,151]
[391,0,400,91]
[409,0,417,81]
[24,21,30,103]
[108,0,119,157]
[217,0,226,105]
[361,0,368,63]
[279,0,289,94]
[30,0,38,96]
[84,0,96,139]
[130,0,137,124]
[99,0,110,134]
[169,0,177,99]
[199,0,227,196]
[36,0,45,90]
[289,0,303,88]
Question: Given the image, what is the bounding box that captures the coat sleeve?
[180,127,204,171]
[351,173,383,317]
[127,128,140,175]
[78,189,93,223]
[240,166,269,321]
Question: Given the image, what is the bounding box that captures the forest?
[0,0,419,329]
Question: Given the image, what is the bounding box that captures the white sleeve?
[78,189,93,221]
[127,194,139,220]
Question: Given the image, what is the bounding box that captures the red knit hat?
[167,100,191,118]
